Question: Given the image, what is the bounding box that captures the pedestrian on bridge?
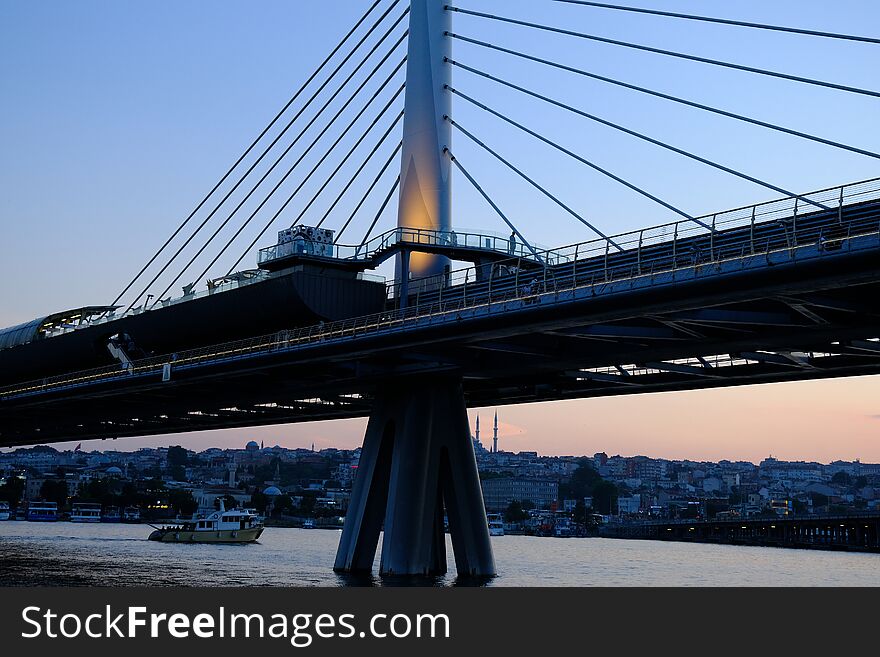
[508,231,517,255]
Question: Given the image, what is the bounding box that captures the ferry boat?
[101,506,122,522]
[0,502,10,521]
[487,513,505,536]
[27,501,58,522]
[70,502,102,522]
[148,503,264,543]
[123,506,141,523]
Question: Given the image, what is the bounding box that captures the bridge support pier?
[334,379,496,577]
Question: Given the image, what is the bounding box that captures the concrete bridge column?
[334,378,496,577]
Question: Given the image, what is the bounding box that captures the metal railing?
[4,178,880,400]
[388,176,880,302]
[259,225,562,266]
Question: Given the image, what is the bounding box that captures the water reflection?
[2,521,880,587]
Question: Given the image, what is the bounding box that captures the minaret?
[493,410,498,454]
[475,414,480,445]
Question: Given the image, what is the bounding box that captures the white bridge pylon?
[395,0,452,285]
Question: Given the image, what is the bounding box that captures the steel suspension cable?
[448,33,880,161]
[445,149,542,260]
[446,7,880,99]
[162,58,407,301]
[315,115,404,230]
[221,81,405,276]
[446,85,708,229]
[445,116,622,250]
[336,141,403,242]
[184,88,405,297]
[127,4,409,312]
[450,61,828,210]
[548,0,880,45]
[359,175,400,247]
[295,109,404,230]
[108,0,390,310]
[210,89,404,282]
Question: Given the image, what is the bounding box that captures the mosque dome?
[245,440,260,451]
[263,486,282,496]
[106,466,123,475]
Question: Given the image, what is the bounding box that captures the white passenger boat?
[148,503,264,543]
[0,502,10,521]
[70,502,102,523]
[487,513,505,536]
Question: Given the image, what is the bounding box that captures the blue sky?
[1,1,879,460]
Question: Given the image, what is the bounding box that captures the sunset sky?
[1,1,878,463]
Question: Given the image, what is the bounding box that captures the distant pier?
[600,514,880,553]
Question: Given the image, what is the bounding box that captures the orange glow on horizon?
[43,375,880,464]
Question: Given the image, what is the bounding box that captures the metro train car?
[0,226,387,387]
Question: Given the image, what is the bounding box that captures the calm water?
[1,521,878,586]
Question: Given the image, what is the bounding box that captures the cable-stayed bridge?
[2,0,879,577]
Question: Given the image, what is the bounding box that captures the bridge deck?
[2,179,880,445]
[601,513,880,552]
[391,181,880,308]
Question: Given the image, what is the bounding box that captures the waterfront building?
[617,494,642,515]
[480,477,559,512]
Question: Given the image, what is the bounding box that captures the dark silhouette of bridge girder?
[3,209,880,447]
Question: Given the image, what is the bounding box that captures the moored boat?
[553,518,573,538]
[123,506,141,523]
[488,513,505,536]
[148,503,263,543]
[70,502,102,522]
[27,501,58,522]
[0,502,10,521]
[101,506,122,522]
